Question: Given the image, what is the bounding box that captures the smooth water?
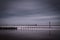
[0,26,60,40]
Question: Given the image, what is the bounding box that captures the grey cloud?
[0,0,60,24]
[0,14,60,24]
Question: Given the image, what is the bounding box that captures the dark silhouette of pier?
[0,27,17,30]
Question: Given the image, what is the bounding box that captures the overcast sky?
[0,0,60,25]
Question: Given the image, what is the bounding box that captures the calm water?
[0,26,60,40]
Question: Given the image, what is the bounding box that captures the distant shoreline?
[0,25,60,26]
